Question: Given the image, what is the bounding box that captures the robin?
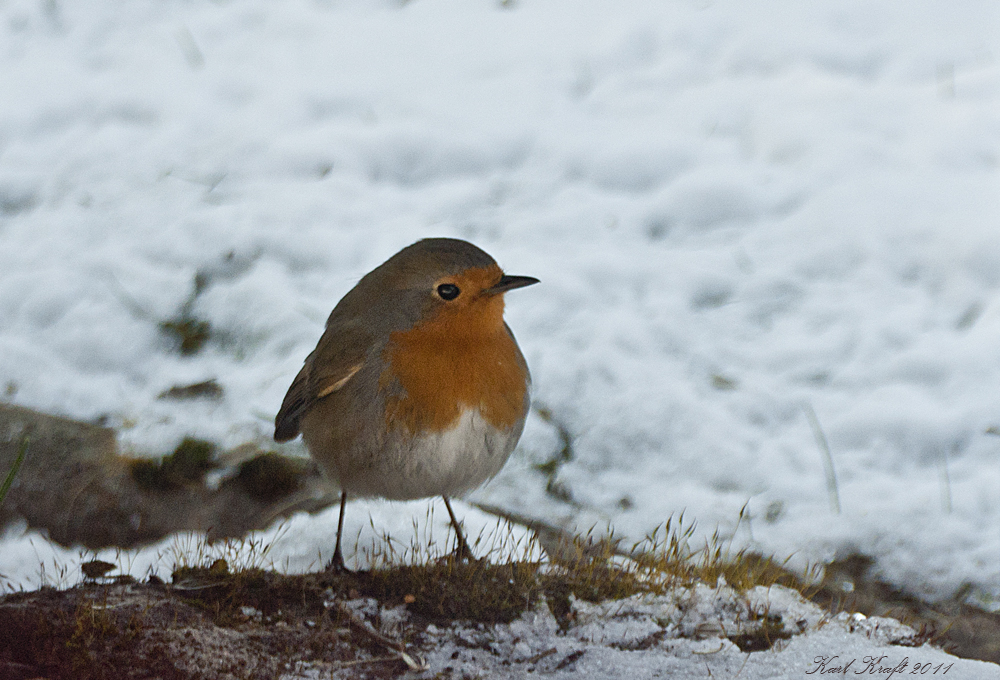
[274,237,538,571]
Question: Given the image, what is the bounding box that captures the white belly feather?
[342,408,523,501]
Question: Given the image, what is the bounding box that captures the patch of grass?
[163,512,810,633]
[167,529,282,575]
[361,511,811,627]
[691,528,808,594]
[541,513,815,627]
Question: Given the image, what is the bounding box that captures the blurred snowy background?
[0,0,998,602]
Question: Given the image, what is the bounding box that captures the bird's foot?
[451,536,481,564]
[325,549,353,574]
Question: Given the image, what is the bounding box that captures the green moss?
[235,452,303,502]
[532,405,576,503]
[729,613,792,652]
[157,379,224,401]
[171,564,327,627]
[164,437,216,482]
[80,560,117,581]
[129,459,164,491]
[160,317,211,356]
[129,437,218,491]
[355,558,543,624]
[66,601,123,671]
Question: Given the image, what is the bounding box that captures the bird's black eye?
[437,283,460,300]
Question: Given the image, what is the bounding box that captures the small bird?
[274,238,537,570]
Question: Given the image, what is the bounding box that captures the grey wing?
[273,322,371,442]
[274,363,314,442]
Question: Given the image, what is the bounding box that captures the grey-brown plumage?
[274,238,538,570]
[275,238,498,443]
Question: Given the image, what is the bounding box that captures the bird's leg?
[326,490,351,573]
[442,495,475,561]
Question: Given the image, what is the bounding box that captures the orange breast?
[381,268,529,434]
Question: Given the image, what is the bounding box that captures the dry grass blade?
[0,434,28,507]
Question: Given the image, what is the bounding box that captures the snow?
[1,0,999,624]
[287,583,1000,679]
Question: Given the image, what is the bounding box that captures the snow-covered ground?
[1,0,999,611]
[375,584,1000,680]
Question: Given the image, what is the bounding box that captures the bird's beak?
[487,274,539,296]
